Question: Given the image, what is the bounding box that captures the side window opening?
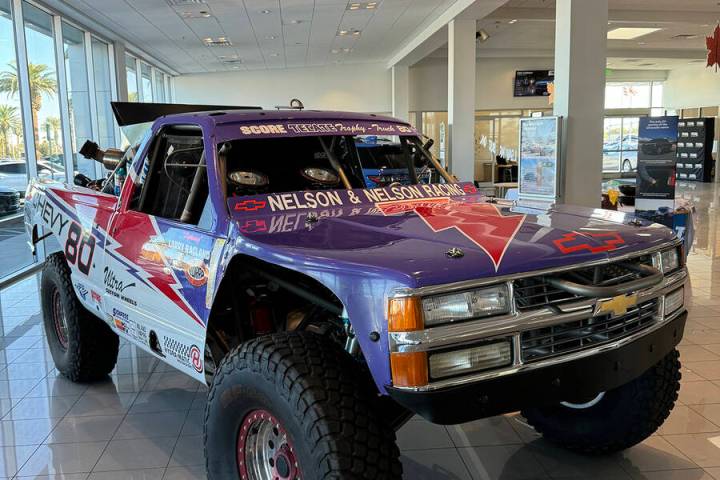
[131,125,208,225]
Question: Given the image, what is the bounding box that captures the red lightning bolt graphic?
[111,215,203,327]
[378,200,526,270]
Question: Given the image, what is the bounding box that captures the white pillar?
[448,18,476,182]
[113,42,129,102]
[391,65,409,122]
[553,0,608,207]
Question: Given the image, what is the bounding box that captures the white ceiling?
[468,0,717,70]
[62,0,457,74]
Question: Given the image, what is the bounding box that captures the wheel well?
[205,255,348,363]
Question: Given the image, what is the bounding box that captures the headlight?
[429,340,512,379]
[664,287,684,316]
[659,248,680,273]
[421,284,510,327]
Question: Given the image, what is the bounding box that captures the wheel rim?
[50,287,69,350]
[237,409,302,480]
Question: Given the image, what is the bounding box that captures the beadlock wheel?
[50,287,69,350]
[237,409,302,480]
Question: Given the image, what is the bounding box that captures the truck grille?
[520,298,659,363]
[513,254,654,311]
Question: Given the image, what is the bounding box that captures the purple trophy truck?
[24,102,687,479]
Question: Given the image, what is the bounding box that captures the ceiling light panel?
[347,2,379,10]
[166,0,206,6]
[607,27,661,40]
[203,36,232,46]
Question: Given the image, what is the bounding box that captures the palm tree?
[0,63,56,145]
[0,104,19,158]
[43,116,61,154]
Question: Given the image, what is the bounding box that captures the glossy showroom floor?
[0,182,720,479]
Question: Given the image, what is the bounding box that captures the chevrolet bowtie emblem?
[595,293,638,318]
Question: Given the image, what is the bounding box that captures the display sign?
[514,70,554,97]
[518,116,562,201]
[635,116,678,227]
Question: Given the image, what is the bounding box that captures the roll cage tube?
[399,136,419,184]
[318,136,352,190]
[410,136,455,184]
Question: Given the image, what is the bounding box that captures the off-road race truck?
[25,103,688,480]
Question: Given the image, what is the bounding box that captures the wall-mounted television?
[514,70,554,97]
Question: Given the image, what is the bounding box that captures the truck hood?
[227,183,676,288]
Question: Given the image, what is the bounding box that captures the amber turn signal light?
[388,297,423,332]
[390,352,428,388]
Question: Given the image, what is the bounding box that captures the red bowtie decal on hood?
[378,199,526,270]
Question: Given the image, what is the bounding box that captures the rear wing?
[111,101,261,126]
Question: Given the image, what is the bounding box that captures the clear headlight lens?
[429,341,512,379]
[660,248,680,273]
[664,287,684,317]
[421,284,510,327]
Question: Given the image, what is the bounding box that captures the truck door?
[104,123,224,380]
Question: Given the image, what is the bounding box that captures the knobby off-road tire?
[522,348,681,454]
[204,332,402,479]
[41,253,119,382]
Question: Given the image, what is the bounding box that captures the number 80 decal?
[64,222,95,275]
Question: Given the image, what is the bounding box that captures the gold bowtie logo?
[595,293,638,318]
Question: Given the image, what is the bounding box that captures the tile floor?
[1,181,720,479]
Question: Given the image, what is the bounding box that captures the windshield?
[221,134,448,198]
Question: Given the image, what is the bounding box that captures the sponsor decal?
[554,231,625,254]
[190,345,203,373]
[185,263,209,287]
[240,124,288,135]
[113,318,126,332]
[163,337,203,373]
[235,199,267,212]
[74,282,88,300]
[228,183,476,215]
[91,290,102,304]
[32,196,70,237]
[103,266,137,306]
[379,200,526,270]
[167,240,210,260]
[111,308,147,343]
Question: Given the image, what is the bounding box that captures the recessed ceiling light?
[607,27,661,40]
[260,9,271,14]
[637,41,647,45]
[203,36,232,46]
[265,35,277,40]
[508,19,517,24]
[287,19,303,24]
[347,2,378,10]
[331,48,340,54]
[269,53,279,57]
[180,10,212,18]
[338,29,361,36]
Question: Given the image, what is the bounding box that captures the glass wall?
[61,21,93,177]
[125,54,137,102]
[154,71,165,102]
[0,0,31,278]
[140,61,152,102]
[90,38,115,152]
[0,1,123,281]
[605,81,663,110]
[22,2,63,180]
[603,117,640,173]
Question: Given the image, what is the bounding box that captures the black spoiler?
[111,101,261,127]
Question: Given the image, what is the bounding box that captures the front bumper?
[387,310,686,424]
